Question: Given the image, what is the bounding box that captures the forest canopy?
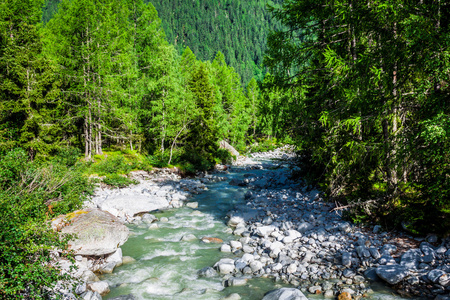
[265,0,450,234]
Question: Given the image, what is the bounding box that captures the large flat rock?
[60,209,129,256]
[262,288,309,300]
[98,194,170,216]
[376,265,409,285]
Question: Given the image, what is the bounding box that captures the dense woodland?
[42,0,284,84]
[0,0,449,298]
[264,0,450,234]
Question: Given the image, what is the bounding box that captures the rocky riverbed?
[212,149,450,300]
[55,147,450,300]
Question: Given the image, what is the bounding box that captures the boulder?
[376,265,409,285]
[88,281,110,296]
[256,225,277,237]
[81,291,102,300]
[181,234,197,242]
[106,248,123,267]
[215,258,236,275]
[226,277,248,287]
[141,213,157,224]
[400,249,421,270]
[341,252,352,267]
[97,194,169,217]
[186,202,198,209]
[60,209,129,256]
[428,269,446,283]
[262,288,309,300]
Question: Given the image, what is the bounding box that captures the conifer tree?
[43,0,135,159]
[0,0,60,158]
[186,62,218,163]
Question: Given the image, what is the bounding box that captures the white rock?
[88,281,110,296]
[262,288,308,300]
[250,261,263,272]
[106,248,123,267]
[228,216,245,227]
[269,241,284,251]
[219,263,235,275]
[186,202,198,209]
[221,244,232,253]
[256,225,277,237]
[230,240,243,250]
[98,195,169,217]
[286,263,297,274]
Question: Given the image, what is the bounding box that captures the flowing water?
[102,167,407,300]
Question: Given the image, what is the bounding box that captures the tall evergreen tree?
[0,0,61,158]
[43,0,135,159]
[185,62,218,163]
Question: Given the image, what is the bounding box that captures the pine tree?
[185,62,218,163]
[0,0,60,158]
[43,0,135,159]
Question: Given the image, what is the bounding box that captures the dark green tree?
[0,0,61,158]
[185,62,218,165]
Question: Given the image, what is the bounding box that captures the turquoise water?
[102,170,408,300]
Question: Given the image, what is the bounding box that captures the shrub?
[92,155,132,175]
[102,174,138,188]
[0,149,93,298]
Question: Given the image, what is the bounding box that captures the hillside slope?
[42,0,282,84]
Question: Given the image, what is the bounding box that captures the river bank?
[59,148,449,300]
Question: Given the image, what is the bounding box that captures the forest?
[1,0,449,298]
[42,0,284,85]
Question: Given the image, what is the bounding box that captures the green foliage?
[0,0,61,158]
[150,0,284,85]
[215,148,234,165]
[247,137,280,153]
[102,173,138,188]
[265,0,450,235]
[92,155,133,176]
[0,149,93,298]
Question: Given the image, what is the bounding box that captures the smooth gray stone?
[428,269,446,283]
[198,266,218,278]
[436,245,447,255]
[356,246,371,258]
[227,277,248,287]
[439,274,450,287]
[141,213,157,224]
[378,255,396,265]
[262,288,309,300]
[75,282,87,295]
[400,249,421,270]
[343,268,355,278]
[341,252,352,267]
[369,247,381,259]
[420,242,437,257]
[376,265,409,285]
[381,244,397,255]
[60,209,129,256]
[420,254,435,263]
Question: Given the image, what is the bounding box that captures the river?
[101,160,411,300]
